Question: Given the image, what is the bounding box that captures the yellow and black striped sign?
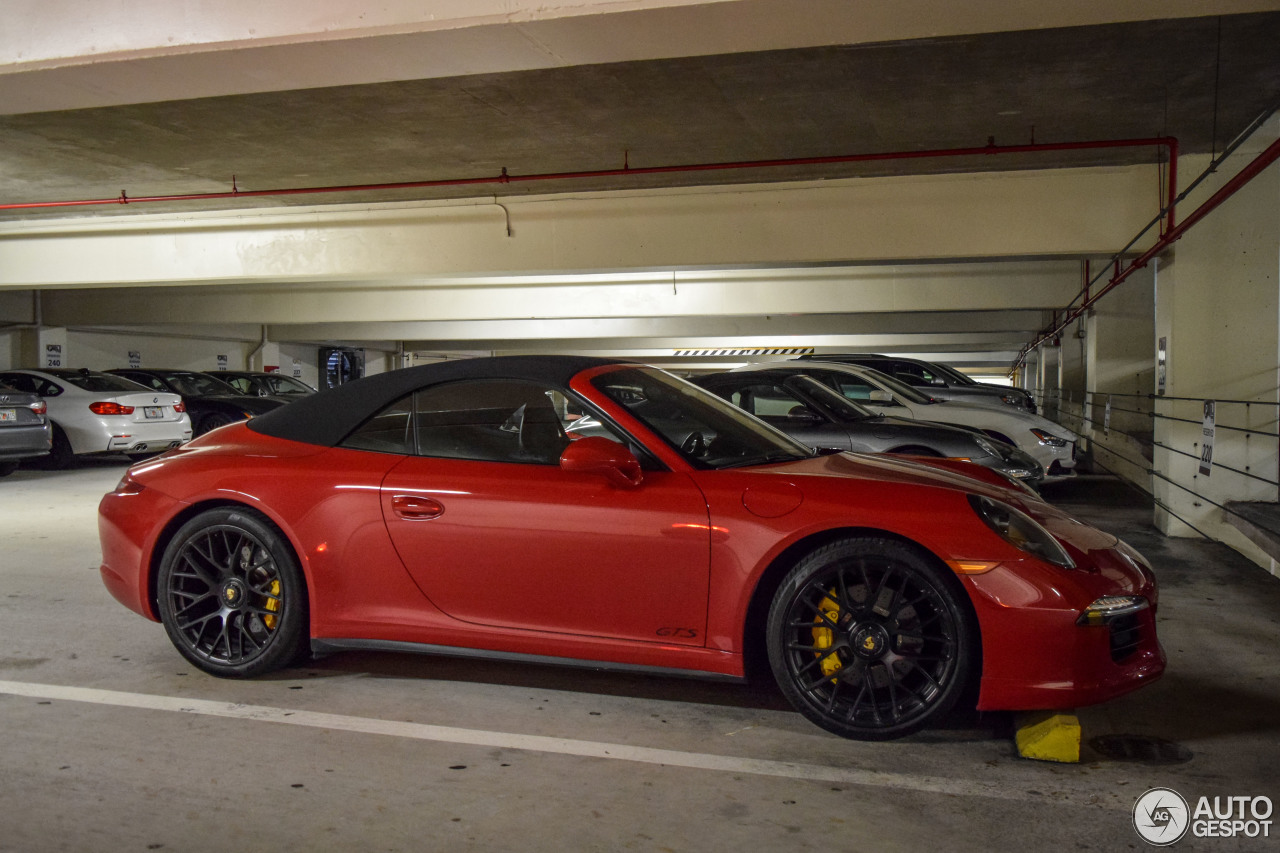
[674,347,814,357]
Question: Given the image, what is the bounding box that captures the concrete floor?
[1,461,1278,852]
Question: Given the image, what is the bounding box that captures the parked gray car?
[694,370,1043,488]
[0,381,51,475]
[796,353,1036,413]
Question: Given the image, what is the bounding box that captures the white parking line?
[0,679,1110,808]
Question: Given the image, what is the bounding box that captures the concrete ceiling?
[5,11,1280,217]
[3,3,1280,371]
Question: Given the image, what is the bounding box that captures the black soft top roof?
[247,355,623,447]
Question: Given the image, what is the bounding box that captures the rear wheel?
[0,460,18,477]
[767,537,976,740]
[38,425,75,469]
[198,412,236,436]
[157,507,309,677]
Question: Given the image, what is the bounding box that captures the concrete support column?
[1151,135,1280,573]
[1084,264,1156,486]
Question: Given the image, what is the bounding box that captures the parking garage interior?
[2,2,1280,850]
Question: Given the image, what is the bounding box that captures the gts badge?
[656,627,698,639]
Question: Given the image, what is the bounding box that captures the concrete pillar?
[1084,263,1156,486]
[1151,133,1280,573]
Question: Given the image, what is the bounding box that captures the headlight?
[1030,428,1068,447]
[967,494,1076,568]
[972,436,1003,458]
[1000,394,1023,406]
[1076,595,1149,626]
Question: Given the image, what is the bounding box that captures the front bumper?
[964,555,1165,711]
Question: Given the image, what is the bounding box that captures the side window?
[730,382,813,422]
[832,377,875,400]
[226,378,250,394]
[413,380,570,465]
[342,394,414,454]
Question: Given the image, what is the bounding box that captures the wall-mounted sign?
[1199,400,1215,476]
[216,354,228,370]
[292,358,302,378]
[44,344,62,368]
[128,350,141,368]
[1157,337,1167,396]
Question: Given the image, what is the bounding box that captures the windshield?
[787,375,877,420]
[267,375,315,395]
[856,368,937,405]
[165,372,239,397]
[592,367,813,469]
[932,362,977,386]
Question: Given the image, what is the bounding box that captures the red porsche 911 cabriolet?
[99,356,1164,740]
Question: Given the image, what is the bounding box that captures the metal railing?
[1031,388,1279,543]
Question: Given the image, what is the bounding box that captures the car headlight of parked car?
[972,435,1004,459]
[1030,428,1069,447]
[967,494,1076,568]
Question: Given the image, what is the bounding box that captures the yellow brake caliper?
[812,591,843,679]
[262,580,281,630]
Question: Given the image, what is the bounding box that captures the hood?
[921,399,1078,441]
[760,448,1025,501]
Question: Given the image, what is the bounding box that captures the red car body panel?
[99,361,1164,711]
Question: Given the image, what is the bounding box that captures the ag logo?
[1133,787,1190,846]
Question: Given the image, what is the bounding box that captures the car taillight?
[173,402,186,413]
[30,401,46,415]
[90,401,135,415]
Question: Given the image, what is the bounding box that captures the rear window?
[42,369,146,393]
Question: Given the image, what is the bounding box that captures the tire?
[198,412,236,436]
[766,537,977,740]
[156,507,309,678]
[38,425,75,470]
[0,460,18,477]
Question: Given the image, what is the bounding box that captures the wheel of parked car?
[41,425,75,470]
[0,460,18,477]
[198,412,236,435]
[156,507,309,678]
[766,536,977,740]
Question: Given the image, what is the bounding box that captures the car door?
[366,378,713,646]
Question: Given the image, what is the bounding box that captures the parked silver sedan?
[694,370,1043,488]
[0,369,191,468]
[0,381,51,475]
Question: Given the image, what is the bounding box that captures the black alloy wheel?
[767,537,976,740]
[157,507,308,677]
[38,425,75,469]
[198,412,236,436]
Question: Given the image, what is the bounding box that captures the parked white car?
[0,368,192,468]
[734,362,1078,476]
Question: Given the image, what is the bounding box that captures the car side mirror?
[786,406,824,424]
[560,436,643,488]
[930,377,947,387]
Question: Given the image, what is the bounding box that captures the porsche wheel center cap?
[852,624,890,659]
[221,579,248,609]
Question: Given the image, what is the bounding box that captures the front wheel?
[766,537,977,740]
[157,507,309,677]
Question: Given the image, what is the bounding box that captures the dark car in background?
[0,381,51,475]
[798,353,1036,413]
[694,370,1043,489]
[108,369,286,436]
[207,371,317,402]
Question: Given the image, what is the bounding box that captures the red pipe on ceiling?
[1014,134,1280,370]
[0,136,1177,213]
